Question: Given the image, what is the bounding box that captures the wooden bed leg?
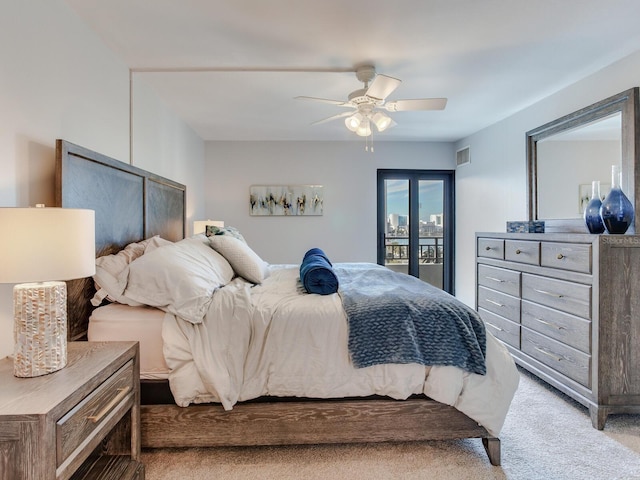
[482,437,501,466]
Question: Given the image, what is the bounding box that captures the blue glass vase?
[600,165,634,234]
[583,180,605,234]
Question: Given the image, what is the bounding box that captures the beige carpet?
[141,368,640,480]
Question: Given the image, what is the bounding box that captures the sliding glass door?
[377,169,455,293]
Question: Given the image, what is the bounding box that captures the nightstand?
[0,341,144,480]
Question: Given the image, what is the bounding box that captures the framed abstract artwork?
[250,185,324,216]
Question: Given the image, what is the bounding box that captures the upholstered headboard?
[55,139,186,340]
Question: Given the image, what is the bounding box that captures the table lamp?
[0,206,95,377]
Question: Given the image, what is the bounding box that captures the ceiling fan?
[295,65,447,137]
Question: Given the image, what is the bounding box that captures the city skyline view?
[385,179,444,223]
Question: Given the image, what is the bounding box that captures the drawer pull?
[485,321,503,332]
[533,288,564,298]
[485,299,504,307]
[485,246,492,251]
[557,253,565,260]
[485,276,505,283]
[87,386,131,424]
[535,347,563,362]
[515,249,522,254]
[535,317,564,330]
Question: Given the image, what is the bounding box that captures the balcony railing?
[384,235,443,264]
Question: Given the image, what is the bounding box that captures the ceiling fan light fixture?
[371,111,392,132]
[298,66,448,139]
[345,113,363,131]
[356,118,372,137]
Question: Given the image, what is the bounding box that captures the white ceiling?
[64,0,640,142]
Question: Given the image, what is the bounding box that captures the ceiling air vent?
[456,146,470,167]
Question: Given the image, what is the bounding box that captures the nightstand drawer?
[56,359,134,466]
[70,456,145,480]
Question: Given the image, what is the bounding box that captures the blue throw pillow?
[300,248,339,295]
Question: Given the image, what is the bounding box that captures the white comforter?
[162,264,519,437]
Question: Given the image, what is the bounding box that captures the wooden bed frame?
[55,139,501,465]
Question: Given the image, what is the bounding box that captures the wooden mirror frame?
[526,87,640,233]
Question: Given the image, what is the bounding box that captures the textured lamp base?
[13,281,67,378]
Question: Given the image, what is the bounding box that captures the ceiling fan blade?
[365,74,401,101]
[384,98,448,112]
[295,96,350,107]
[311,111,354,125]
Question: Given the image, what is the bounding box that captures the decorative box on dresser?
[0,341,144,480]
[475,232,640,429]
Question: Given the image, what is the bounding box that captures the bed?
[55,139,518,466]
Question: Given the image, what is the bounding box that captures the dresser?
[0,341,143,480]
[475,232,640,429]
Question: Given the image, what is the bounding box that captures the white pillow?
[208,235,268,284]
[123,236,234,323]
[91,236,172,306]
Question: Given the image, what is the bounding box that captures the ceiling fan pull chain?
[364,128,373,153]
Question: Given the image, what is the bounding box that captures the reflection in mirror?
[537,114,621,219]
[527,87,639,233]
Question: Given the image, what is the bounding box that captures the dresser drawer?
[522,328,591,387]
[505,240,540,265]
[521,300,591,353]
[56,359,134,466]
[479,308,520,348]
[477,237,504,259]
[477,286,520,322]
[522,274,591,319]
[541,242,592,274]
[477,264,520,297]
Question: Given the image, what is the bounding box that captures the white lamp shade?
[356,119,372,137]
[371,111,392,132]
[0,207,95,284]
[345,113,363,132]
[194,219,225,235]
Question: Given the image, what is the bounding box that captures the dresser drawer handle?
[535,347,563,362]
[535,317,564,330]
[485,246,492,251]
[485,299,504,307]
[515,249,522,254]
[87,386,131,424]
[557,253,565,260]
[485,276,505,283]
[485,321,503,332]
[533,288,563,298]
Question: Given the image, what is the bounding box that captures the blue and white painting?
[250,185,324,216]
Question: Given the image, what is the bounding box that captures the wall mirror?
[526,87,639,232]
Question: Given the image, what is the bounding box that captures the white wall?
[205,141,455,264]
[0,1,205,359]
[132,77,206,223]
[455,49,640,308]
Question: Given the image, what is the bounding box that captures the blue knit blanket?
[335,263,486,375]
